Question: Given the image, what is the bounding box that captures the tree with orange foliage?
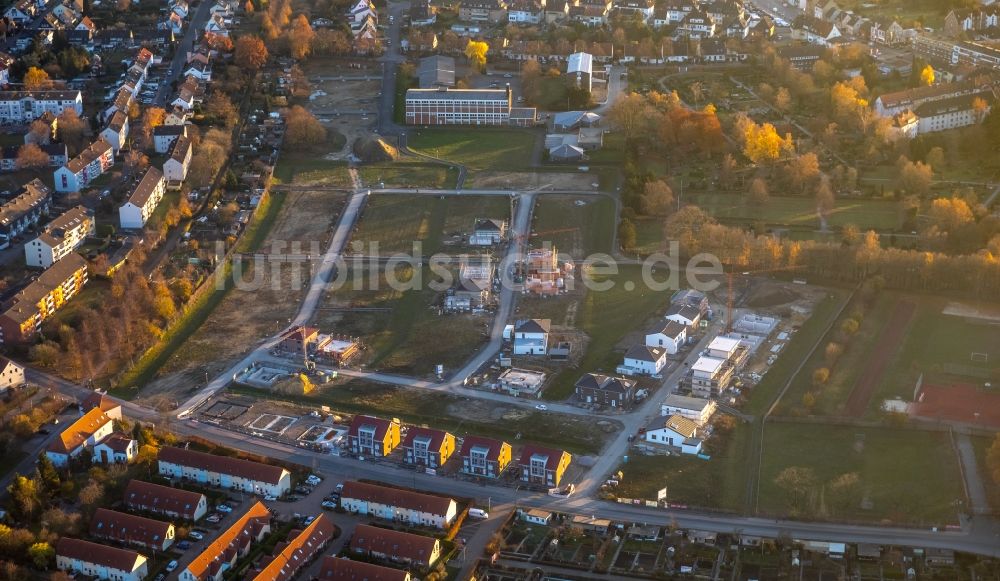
[234,35,269,71]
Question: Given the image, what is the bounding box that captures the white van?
[469,508,489,519]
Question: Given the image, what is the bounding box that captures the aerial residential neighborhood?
[0,0,998,578]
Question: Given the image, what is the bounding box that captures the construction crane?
[724,263,807,333]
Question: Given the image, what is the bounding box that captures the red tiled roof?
[347,415,395,442]
[517,444,570,472]
[90,508,172,548]
[459,436,508,462]
[158,446,289,486]
[249,514,335,581]
[184,501,270,579]
[340,481,455,517]
[349,524,439,565]
[123,480,205,519]
[56,538,146,573]
[47,407,112,454]
[319,557,410,581]
[401,427,450,452]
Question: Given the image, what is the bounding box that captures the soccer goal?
[971,352,989,363]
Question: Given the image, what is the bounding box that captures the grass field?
[542,265,669,401]
[229,382,616,454]
[273,155,351,186]
[531,195,616,258]
[692,193,903,231]
[776,293,897,417]
[744,289,849,416]
[616,425,751,511]
[349,194,510,254]
[407,129,536,172]
[757,423,964,525]
[870,298,1000,414]
[357,162,458,189]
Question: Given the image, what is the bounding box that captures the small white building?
[645,320,687,354]
[0,356,25,394]
[566,51,594,92]
[520,508,553,525]
[56,538,148,581]
[153,124,187,154]
[93,434,139,464]
[706,336,741,360]
[162,135,192,183]
[660,393,716,425]
[24,205,94,268]
[340,480,458,529]
[512,318,550,356]
[644,414,702,454]
[665,303,701,329]
[622,344,667,375]
[119,167,165,229]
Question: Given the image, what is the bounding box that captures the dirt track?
[843,300,916,417]
[913,383,1000,428]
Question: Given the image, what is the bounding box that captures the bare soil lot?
[136,191,346,409]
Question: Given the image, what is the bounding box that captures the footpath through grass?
[692,193,902,231]
[113,192,287,396]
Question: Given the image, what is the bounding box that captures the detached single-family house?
[661,394,716,426]
[158,446,292,497]
[347,415,401,458]
[90,508,175,552]
[518,444,572,487]
[469,218,506,245]
[574,373,636,407]
[521,508,553,525]
[340,480,459,529]
[0,356,26,394]
[350,524,442,568]
[401,427,455,469]
[512,318,550,355]
[123,480,208,521]
[119,167,166,229]
[665,303,701,329]
[92,433,139,464]
[645,320,687,354]
[623,344,668,375]
[24,205,94,268]
[460,436,511,478]
[644,414,702,454]
[163,135,192,183]
[56,538,148,581]
[45,407,115,467]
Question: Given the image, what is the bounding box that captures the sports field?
[407,129,536,171]
[692,193,902,231]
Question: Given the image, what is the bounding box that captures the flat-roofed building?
[405,87,512,125]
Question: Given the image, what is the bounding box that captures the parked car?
[176,541,191,550]
[216,504,232,513]
[321,500,337,510]
[166,561,178,572]
[206,514,221,523]
[188,531,204,541]
[534,404,547,411]
[264,494,277,501]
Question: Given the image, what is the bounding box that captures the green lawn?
[273,155,351,186]
[407,129,536,172]
[542,265,670,401]
[776,293,898,417]
[531,195,616,258]
[757,423,965,525]
[871,299,1000,413]
[971,435,1000,515]
[533,76,570,111]
[349,194,510,255]
[692,193,903,231]
[357,162,458,189]
[615,424,751,511]
[745,289,849,417]
[229,382,614,454]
